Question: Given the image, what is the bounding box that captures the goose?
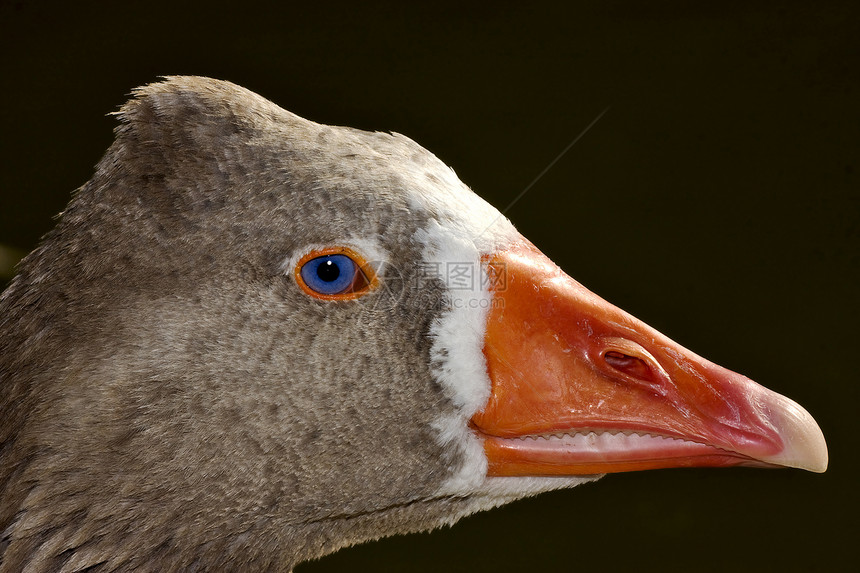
[0,76,827,572]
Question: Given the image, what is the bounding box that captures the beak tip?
[764,393,828,473]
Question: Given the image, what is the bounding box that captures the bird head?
[0,77,826,571]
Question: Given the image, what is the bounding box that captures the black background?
[1,1,857,571]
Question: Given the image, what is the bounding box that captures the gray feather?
[0,77,501,571]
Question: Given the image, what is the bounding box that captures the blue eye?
[301,254,357,295]
[299,253,364,296]
[295,248,376,300]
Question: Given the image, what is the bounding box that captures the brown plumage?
[0,77,487,571]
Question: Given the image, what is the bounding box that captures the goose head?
[0,77,827,571]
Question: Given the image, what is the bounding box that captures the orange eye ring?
[294,246,379,301]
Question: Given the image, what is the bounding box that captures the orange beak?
[472,243,828,476]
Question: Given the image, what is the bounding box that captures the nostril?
[603,351,656,383]
[597,337,670,396]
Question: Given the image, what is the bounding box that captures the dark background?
[1,1,857,571]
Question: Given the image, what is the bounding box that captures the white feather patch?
[406,168,518,495]
[399,144,600,500]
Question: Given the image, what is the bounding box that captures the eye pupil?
[317,259,341,282]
